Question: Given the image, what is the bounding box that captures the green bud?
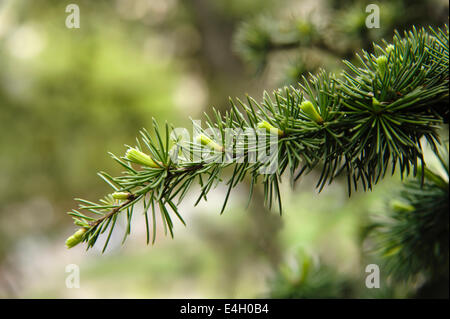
[65,228,87,249]
[385,44,395,55]
[383,245,401,257]
[125,148,159,168]
[391,200,414,213]
[376,55,388,77]
[112,192,132,200]
[196,134,224,152]
[257,121,284,136]
[372,97,382,109]
[300,100,323,124]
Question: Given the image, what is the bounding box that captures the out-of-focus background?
[0,0,447,298]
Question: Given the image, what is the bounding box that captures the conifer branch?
[366,143,449,281]
[66,25,449,251]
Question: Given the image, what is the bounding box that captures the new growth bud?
[65,228,87,249]
[196,134,224,152]
[391,200,415,213]
[300,100,323,124]
[125,148,160,168]
[257,120,284,136]
[376,55,388,77]
[112,192,132,200]
[372,97,382,110]
[385,44,395,55]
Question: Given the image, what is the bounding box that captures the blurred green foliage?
[233,0,449,86]
[0,0,182,263]
[0,0,447,298]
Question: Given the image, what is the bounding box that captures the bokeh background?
[0,0,448,298]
